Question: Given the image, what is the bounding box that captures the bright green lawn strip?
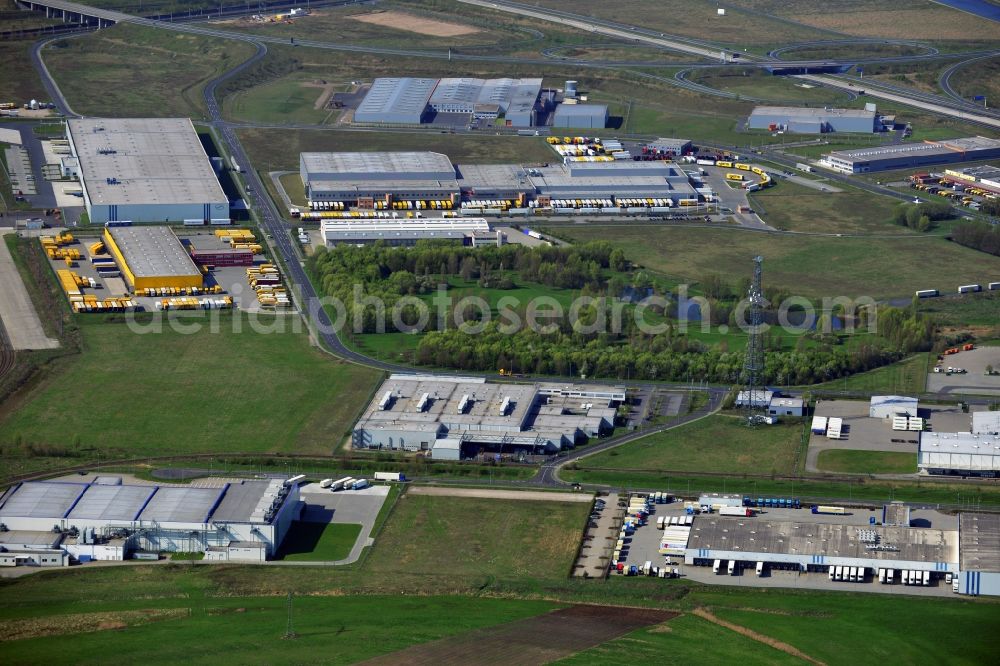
[277,522,362,561]
[816,449,917,474]
[576,414,803,475]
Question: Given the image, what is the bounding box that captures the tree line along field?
[0,316,382,480]
[0,490,998,663]
[548,225,1000,300]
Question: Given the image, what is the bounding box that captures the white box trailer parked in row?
[728,560,736,576]
[373,472,406,482]
[331,477,354,491]
[319,479,334,489]
[713,559,722,574]
[756,561,765,576]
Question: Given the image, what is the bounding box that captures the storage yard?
[41,226,286,313]
[610,492,1000,596]
[64,118,230,224]
[352,374,624,458]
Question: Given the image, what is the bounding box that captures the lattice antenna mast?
[284,591,297,639]
[742,256,766,426]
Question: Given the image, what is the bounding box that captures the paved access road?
[0,231,59,351]
[408,486,594,502]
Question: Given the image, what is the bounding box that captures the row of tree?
[891,201,953,231]
[951,221,1000,257]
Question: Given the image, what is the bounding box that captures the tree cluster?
[892,201,952,232]
[951,221,1000,257]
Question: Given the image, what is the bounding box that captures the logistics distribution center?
[674,500,1000,596]
[821,136,1000,173]
[354,76,606,128]
[352,375,625,459]
[748,105,881,133]
[0,476,300,567]
[65,118,229,224]
[103,225,203,292]
[300,151,701,216]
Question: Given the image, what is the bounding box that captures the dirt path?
[301,80,339,110]
[692,608,826,665]
[359,605,676,665]
[407,486,593,503]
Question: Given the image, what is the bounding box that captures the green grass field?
[42,23,256,118]
[576,414,803,475]
[225,76,341,126]
[533,0,835,46]
[276,522,363,561]
[0,592,559,664]
[0,317,381,480]
[238,127,556,172]
[689,69,856,105]
[808,353,929,394]
[918,293,1000,330]
[364,494,589,579]
[561,612,802,665]
[547,226,1000,299]
[748,180,906,234]
[816,449,917,474]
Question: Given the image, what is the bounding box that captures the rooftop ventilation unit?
[457,394,471,414]
[500,396,512,415]
[416,392,430,412]
[378,390,394,410]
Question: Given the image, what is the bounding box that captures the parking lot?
[805,399,985,473]
[927,346,1000,396]
[297,483,390,564]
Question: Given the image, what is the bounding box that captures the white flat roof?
[751,106,875,119]
[972,411,1000,435]
[138,486,225,524]
[67,484,157,521]
[920,432,1000,457]
[67,117,226,206]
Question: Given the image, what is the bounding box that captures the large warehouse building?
[943,164,1000,195]
[748,105,879,133]
[553,103,609,129]
[320,218,499,247]
[301,151,699,209]
[301,151,460,204]
[352,375,625,458]
[353,76,600,128]
[65,118,229,224]
[0,476,300,566]
[353,77,438,124]
[918,431,1000,477]
[821,136,1000,174]
[680,507,1000,595]
[103,225,203,292]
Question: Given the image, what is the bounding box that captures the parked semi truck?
[811,505,846,515]
[719,506,752,517]
[373,472,406,482]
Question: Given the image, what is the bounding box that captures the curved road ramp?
[359,605,676,666]
[0,233,59,351]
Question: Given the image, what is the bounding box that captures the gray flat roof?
[554,104,608,117]
[302,151,455,180]
[209,481,271,523]
[455,163,532,191]
[949,164,1000,181]
[687,515,956,563]
[138,486,224,524]
[67,484,157,521]
[356,77,437,117]
[430,78,541,111]
[960,513,1000,572]
[67,117,226,206]
[827,136,1000,162]
[108,226,201,279]
[0,530,64,548]
[0,481,87,519]
[750,106,875,119]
